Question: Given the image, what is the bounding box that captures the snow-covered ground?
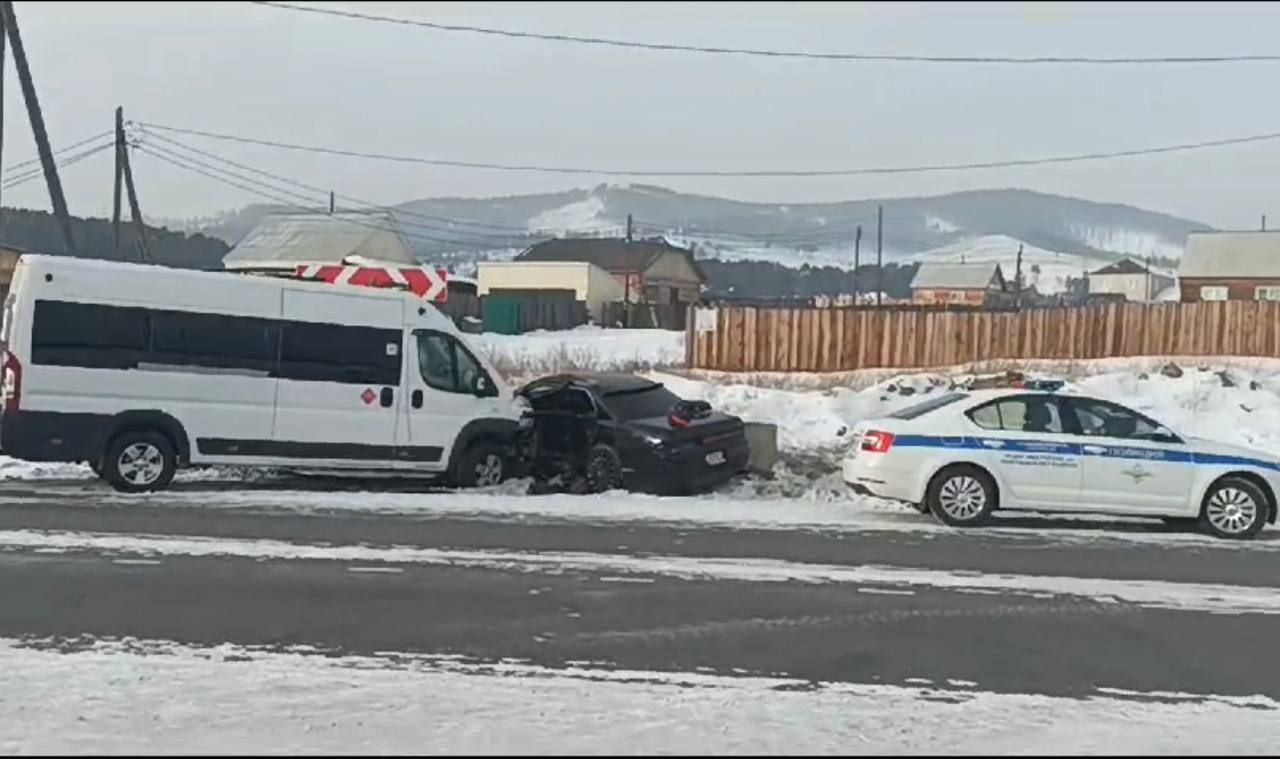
[3,636,1275,755]
[471,326,685,378]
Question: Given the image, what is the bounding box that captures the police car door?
[1060,397,1194,513]
[964,394,1084,509]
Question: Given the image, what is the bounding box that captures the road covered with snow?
[7,332,1280,753]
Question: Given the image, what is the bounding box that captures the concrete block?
[743,422,779,477]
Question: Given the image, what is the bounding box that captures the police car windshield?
[888,392,969,420]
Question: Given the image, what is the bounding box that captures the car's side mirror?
[472,374,495,397]
[1150,426,1181,445]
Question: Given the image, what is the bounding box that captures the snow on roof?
[1180,231,1280,279]
[223,213,417,270]
[910,262,1004,290]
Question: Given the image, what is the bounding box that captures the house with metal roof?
[1178,231,1280,302]
[910,262,1008,307]
[1087,258,1174,302]
[222,212,418,271]
[516,237,705,307]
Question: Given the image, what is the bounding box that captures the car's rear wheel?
[1199,477,1267,540]
[585,444,624,493]
[926,464,997,527]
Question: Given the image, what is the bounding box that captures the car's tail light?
[668,414,690,429]
[1,351,21,413]
[860,429,895,453]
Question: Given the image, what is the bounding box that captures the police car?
[843,383,1280,539]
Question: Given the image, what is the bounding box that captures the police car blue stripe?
[891,434,1280,471]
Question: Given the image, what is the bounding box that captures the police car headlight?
[640,433,664,447]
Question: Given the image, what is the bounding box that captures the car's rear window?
[603,385,683,421]
[887,392,969,420]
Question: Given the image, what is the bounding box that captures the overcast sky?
[4,1,1280,228]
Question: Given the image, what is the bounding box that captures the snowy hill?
[181,186,1211,275]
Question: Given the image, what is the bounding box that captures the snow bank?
[1073,363,1280,459]
[471,327,684,379]
[3,637,1275,754]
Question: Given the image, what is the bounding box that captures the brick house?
[1179,231,1280,302]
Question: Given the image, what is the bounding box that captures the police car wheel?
[1199,477,1268,540]
[927,465,997,527]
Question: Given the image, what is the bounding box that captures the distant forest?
[700,259,919,300]
[0,208,229,270]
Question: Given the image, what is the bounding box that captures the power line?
[141,138,527,248]
[136,120,1280,178]
[637,213,879,242]
[136,126,545,239]
[3,128,113,174]
[137,127,535,235]
[135,144,525,251]
[139,140,329,209]
[249,1,1280,66]
[3,140,114,191]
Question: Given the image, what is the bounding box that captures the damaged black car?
[516,373,750,495]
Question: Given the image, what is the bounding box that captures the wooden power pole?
[112,109,124,259]
[2,1,75,255]
[0,6,7,244]
[853,224,862,298]
[114,107,149,263]
[1014,244,1024,311]
[875,205,883,307]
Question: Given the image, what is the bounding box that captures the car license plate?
[705,451,726,466]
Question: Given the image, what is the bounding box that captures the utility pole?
[1263,214,1268,232]
[623,213,633,327]
[875,205,883,307]
[2,1,75,255]
[853,224,862,298]
[1145,254,1153,301]
[1014,244,1024,311]
[329,191,335,215]
[112,108,124,259]
[115,107,148,263]
[0,7,7,245]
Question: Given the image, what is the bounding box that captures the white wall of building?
[476,261,624,320]
[1089,272,1174,302]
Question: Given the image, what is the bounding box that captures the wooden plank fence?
[685,302,1280,372]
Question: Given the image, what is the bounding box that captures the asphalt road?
[3,480,1280,702]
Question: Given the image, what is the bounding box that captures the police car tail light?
[861,430,895,453]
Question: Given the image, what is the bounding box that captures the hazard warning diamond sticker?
[360,388,377,405]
